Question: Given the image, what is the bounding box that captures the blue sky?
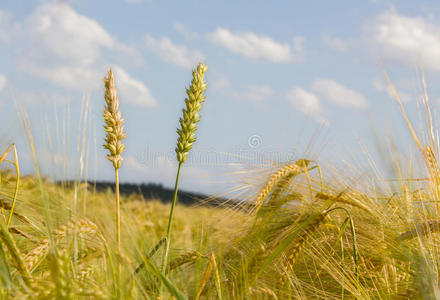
[0,0,439,195]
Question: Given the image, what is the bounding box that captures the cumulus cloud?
[24,3,116,67]
[25,65,101,91]
[232,85,274,104]
[0,2,146,99]
[209,28,303,63]
[286,87,328,125]
[323,11,440,71]
[112,66,158,108]
[370,11,440,70]
[312,79,368,109]
[145,35,204,69]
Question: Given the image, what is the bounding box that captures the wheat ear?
[49,249,74,299]
[315,192,374,215]
[397,220,440,241]
[103,69,126,254]
[25,219,99,272]
[166,251,201,274]
[255,159,311,213]
[279,213,326,285]
[424,146,440,186]
[162,63,208,273]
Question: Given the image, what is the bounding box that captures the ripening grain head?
[103,69,126,170]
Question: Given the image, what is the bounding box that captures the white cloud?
[232,85,274,104]
[286,87,328,125]
[25,3,116,67]
[24,64,101,91]
[173,23,199,40]
[209,28,302,63]
[312,79,368,109]
[2,2,145,96]
[145,35,204,69]
[370,11,440,70]
[112,66,158,108]
[0,74,6,92]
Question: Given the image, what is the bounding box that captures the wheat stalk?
[0,216,31,286]
[162,63,208,273]
[103,68,126,258]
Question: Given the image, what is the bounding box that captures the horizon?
[0,0,439,196]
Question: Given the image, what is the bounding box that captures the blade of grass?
[143,256,188,300]
[7,145,19,227]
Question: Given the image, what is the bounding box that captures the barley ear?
[279,213,326,285]
[255,159,311,213]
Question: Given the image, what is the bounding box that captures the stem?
[115,167,121,298]
[340,235,344,300]
[162,162,182,273]
[115,168,121,252]
[0,217,31,286]
[7,145,19,228]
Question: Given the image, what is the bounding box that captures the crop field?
[0,61,438,300]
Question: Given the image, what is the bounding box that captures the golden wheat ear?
[254,159,312,213]
[103,69,126,170]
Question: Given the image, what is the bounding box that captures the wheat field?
[0,63,438,299]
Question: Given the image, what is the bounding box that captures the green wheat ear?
[103,69,127,170]
[161,62,208,274]
[175,63,208,163]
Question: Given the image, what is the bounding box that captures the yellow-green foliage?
[1,142,440,299]
[1,67,440,299]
